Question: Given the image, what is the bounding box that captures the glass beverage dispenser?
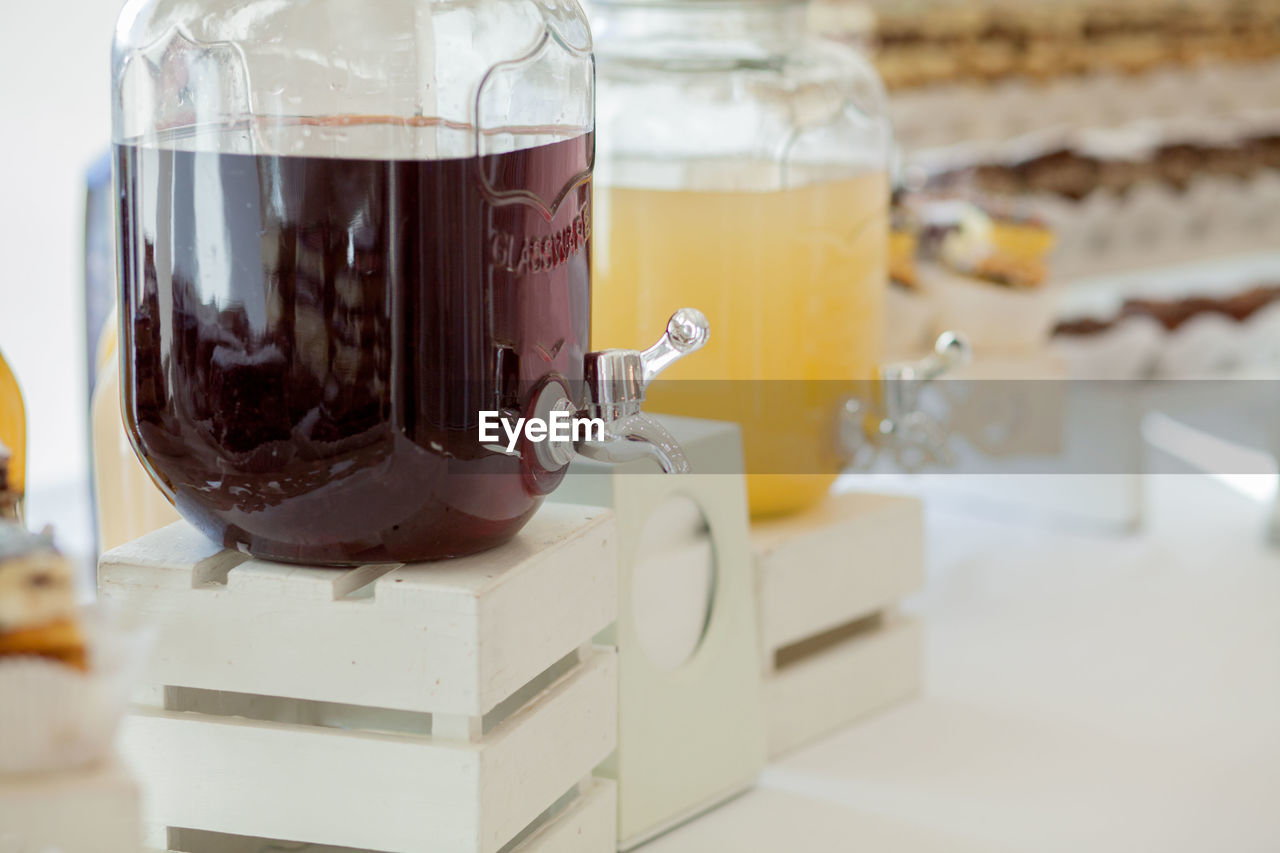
[112,0,708,564]
[589,0,898,518]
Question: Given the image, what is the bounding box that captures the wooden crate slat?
[766,613,923,757]
[156,779,616,853]
[224,559,397,600]
[100,521,248,588]
[123,650,616,853]
[755,492,925,655]
[516,779,616,853]
[479,651,617,850]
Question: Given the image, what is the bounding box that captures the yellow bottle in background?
[0,345,26,509]
[593,170,889,518]
[91,313,179,551]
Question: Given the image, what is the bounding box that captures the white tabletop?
[649,474,1280,852]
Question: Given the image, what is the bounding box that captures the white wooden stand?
[551,416,768,850]
[98,506,619,853]
[0,758,142,853]
[753,492,926,757]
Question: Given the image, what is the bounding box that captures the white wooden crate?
[0,757,142,853]
[99,506,617,716]
[99,505,619,853]
[753,492,925,757]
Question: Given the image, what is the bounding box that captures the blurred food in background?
[865,0,1280,91]
[812,0,1280,279]
[886,194,1058,357]
[0,523,85,672]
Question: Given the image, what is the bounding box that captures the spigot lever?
[841,330,972,471]
[880,330,972,426]
[882,330,971,384]
[584,308,710,421]
[639,308,712,384]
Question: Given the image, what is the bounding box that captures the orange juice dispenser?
[590,0,885,517]
[591,0,966,517]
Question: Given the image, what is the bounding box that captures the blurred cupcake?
[0,522,151,773]
[916,199,1058,352]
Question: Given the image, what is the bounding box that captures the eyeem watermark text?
[479,410,605,454]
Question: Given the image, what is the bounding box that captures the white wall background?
[0,0,124,554]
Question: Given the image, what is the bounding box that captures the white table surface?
[648,474,1280,853]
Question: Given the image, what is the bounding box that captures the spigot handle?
[881,331,972,384]
[639,308,711,385]
[879,331,971,423]
[585,308,710,419]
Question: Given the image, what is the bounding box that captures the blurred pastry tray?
[1051,251,1280,378]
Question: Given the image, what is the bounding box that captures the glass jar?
[590,0,892,517]
[112,0,706,564]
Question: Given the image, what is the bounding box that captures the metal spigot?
[535,309,711,474]
[574,412,691,473]
[841,331,973,471]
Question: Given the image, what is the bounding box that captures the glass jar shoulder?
[114,0,589,58]
[597,28,879,89]
[112,0,592,157]
[594,31,889,188]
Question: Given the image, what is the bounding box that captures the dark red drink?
[115,128,593,564]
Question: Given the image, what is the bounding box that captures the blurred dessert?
[0,523,86,671]
[1055,284,1280,335]
[914,126,1280,278]
[889,194,1059,352]
[1052,315,1118,337]
[889,207,920,290]
[841,0,1280,90]
[943,135,1280,202]
[916,199,1055,289]
[820,1,1280,265]
[1052,282,1280,379]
